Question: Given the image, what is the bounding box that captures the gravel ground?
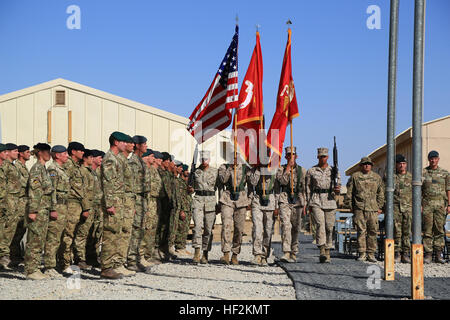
[0,242,295,300]
[373,260,450,278]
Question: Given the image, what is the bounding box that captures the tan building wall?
[345,115,450,177]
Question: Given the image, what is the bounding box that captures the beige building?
[0,78,232,169]
[345,115,450,177]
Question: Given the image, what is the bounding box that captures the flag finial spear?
[235,15,239,25]
[256,24,261,33]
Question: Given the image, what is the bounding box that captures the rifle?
[188,144,198,187]
[331,136,339,193]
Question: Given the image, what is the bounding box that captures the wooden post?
[384,239,395,280]
[411,244,424,299]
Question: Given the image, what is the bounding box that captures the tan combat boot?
[423,252,432,264]
[200,251,209,264]
[366,253,377,263]
[290,253,297,263]
[252,255,262,266]
[319,246,327,263]
[231,253,239,265]
[260,257,268,266]
[434,250,446,264]
[100,268,123,280]
[44,268,64,279]
[192,248,201,264]
[26,270,48,280]
[394,252,401,263]
[219,252,230,265]
[280,252,291,263]
[115,265,136,277]
[325,249,331,263]
[357,252,367,261]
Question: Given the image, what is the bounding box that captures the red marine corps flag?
[266,27,299,165]
[187,25,239,143]
[233,31,264,166]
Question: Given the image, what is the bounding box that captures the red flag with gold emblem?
[265,28,299,162]
[233,31,264,165]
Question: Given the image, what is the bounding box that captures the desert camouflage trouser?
[24,208,49,275]
[311,207,335,250]
[143,197,159,260]
[118,194,135,266]
[86,205,103,265]
[192,208,215,252]
[279,203,303,254]
[101,197,124,270]
[393,204,412,254]
[59,200,82,269]
[0,196,20,258]
[220,205,246,255]
[173,209,192,250]
[422,200,447,253]
[251,204,274,256]
[353,209,379,254]
[9,196,27,262]
[44,203,68,269]
[127,194,146,265]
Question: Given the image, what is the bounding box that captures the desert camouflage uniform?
[218,163,250,255]
[127,153,148,266]
[191,166,217,252]
[100,149,125,270]
[306,165,341,250]
[24,162,55,275]
[170,177,193,250]
[345,171,384,255]
[390,171,412,254]
[10,160,29,263]
[421,166,449,254]
[0,159,22,260]
[277,164,307,255]
[248,168,278,257]
[73,165,95,264]
[60,157,91,269]
[43,161,70,269]
[86,166,103,265]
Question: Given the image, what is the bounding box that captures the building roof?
[0,78,189,125]
[344,114,450,176]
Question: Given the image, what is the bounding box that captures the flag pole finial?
[256,24,261,33]
[286,19,292,30]
[235,15,239,25]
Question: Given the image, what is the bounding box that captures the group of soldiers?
[0,132,448,281]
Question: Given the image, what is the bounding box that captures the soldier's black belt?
[313,188,330,194]
[195,190,215,196]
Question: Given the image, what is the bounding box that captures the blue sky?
[0,0,449,181]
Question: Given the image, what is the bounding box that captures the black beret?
[428,150,439,159]
[68,142,85,152]
[182,164,189,172]
[18,145,30,152]
[395,154,406,163]
[142,149,154,157]
[5,143,18,150]
[161,152,171,161]
[83,149,93,157]
[125,134,133,143]
[51,145,67,153]
[0,144,6,152]
[153,151,163,159]
[132,135,147,144]
[175,160,183,167]
[110,131,129,142]
[33,143,51,151]
[90,149,103,157]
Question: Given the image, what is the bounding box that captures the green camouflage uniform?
[0,159,22,260]
[127,153,148,266]
[171,177,193,250]
[156,168,175,252]
[10,160,29,263]
[86,166,103,265]
[345,171,385,255]
[73,165,95,263]
[390,171,412,254]
[24,161,55,275]
[44,161,70,269]
[143,165,162,260]
[422,166,450,254]
[0,166,7,256]
[100,149,125,270]
[60,157,91,269]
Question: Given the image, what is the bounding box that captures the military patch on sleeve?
[50,173,56,177]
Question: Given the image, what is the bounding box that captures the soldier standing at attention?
[73,150,96,270]
[127,136,151,271]
[24,143,55,280]
[60,142,90,275]
[388,154,412,263]
[305,148,341,263]
[0,144,22,270]
[191,151,218,265]
[248,164,279,266]
[0,144,9,270]
[43,145,70,278]
[174,164,194,257]
[276,146,307,263]
[422,150,450,264]
[100,132,129,280]
[345,157,384,263]
[9,145,30,268]
[218,159,249,265]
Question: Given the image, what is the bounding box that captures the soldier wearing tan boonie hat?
[317,148,328,157]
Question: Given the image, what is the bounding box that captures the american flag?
[187,25,239,143]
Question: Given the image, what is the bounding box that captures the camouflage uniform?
[390,171,412,255]
[170,177,193,250]
[345,171,384,256]
[0,166,7,264]
[10,160,29,263]
[86,166,103,265]
[305,165,341,250]
[191,166,217,252]
[156,168,175,253]
[127,153,148,266]
[43,161,70,269]
[100,149,125,270]
[117,153,135,266]
[276,164,307,255]
[73,165,95,264]
[218,163,250,255]
[143,165,163,260]
[24,161,55,275]
[421,166,449,254]
[248,168,278,257]
[60,157,91,269]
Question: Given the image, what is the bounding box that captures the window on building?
[55,90,66,106]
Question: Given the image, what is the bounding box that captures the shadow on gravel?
[0,272,26,281]
[285,268,369,280]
